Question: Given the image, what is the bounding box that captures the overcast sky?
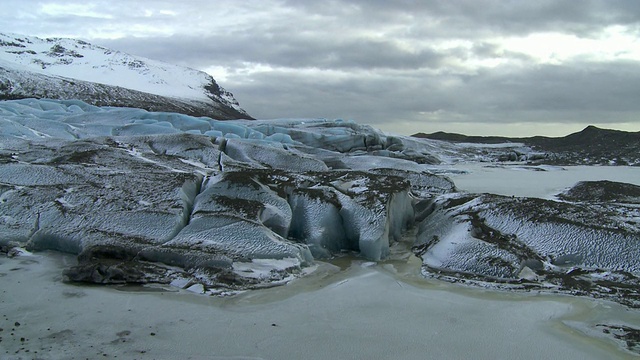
[3,0,640,136]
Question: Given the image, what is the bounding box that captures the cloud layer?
[3,0,640,135]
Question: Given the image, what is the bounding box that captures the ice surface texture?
[415,192,640,307]
[0,99,449,291]
[2,99,637,303]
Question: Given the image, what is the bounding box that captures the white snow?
[0,33,228,103]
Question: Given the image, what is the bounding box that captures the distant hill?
[0,33,252,120]
[415,131,517,144]
[413,125,640,166]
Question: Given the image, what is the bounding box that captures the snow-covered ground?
[0,251,634,359]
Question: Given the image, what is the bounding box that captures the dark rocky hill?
[414,125,640,165]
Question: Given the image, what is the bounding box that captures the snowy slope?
[0,33,251,119]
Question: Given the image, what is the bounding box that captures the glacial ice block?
[288,187,349,258]
[223,138,329,172]
[162,215,312,265]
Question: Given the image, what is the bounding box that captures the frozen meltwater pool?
[443,164,640,199]
[0,251,637,359]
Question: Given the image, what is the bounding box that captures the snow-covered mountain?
[0,33,252,120]
[1,98,638,307]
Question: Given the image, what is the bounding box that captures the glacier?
[1,98,639,307]
[0,99,445,291]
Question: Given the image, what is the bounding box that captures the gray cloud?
[475,62,640,113]
[100,33,446,71]
[2,0,640,135]
[287,0,640,37]
[223,59,640,132]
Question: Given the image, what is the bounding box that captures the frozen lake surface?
[444,164,640,198]
[1,251,637,359]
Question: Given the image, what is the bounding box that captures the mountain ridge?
[413,125,640,165]
[413,125,638,144]
[0,33,253,120]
